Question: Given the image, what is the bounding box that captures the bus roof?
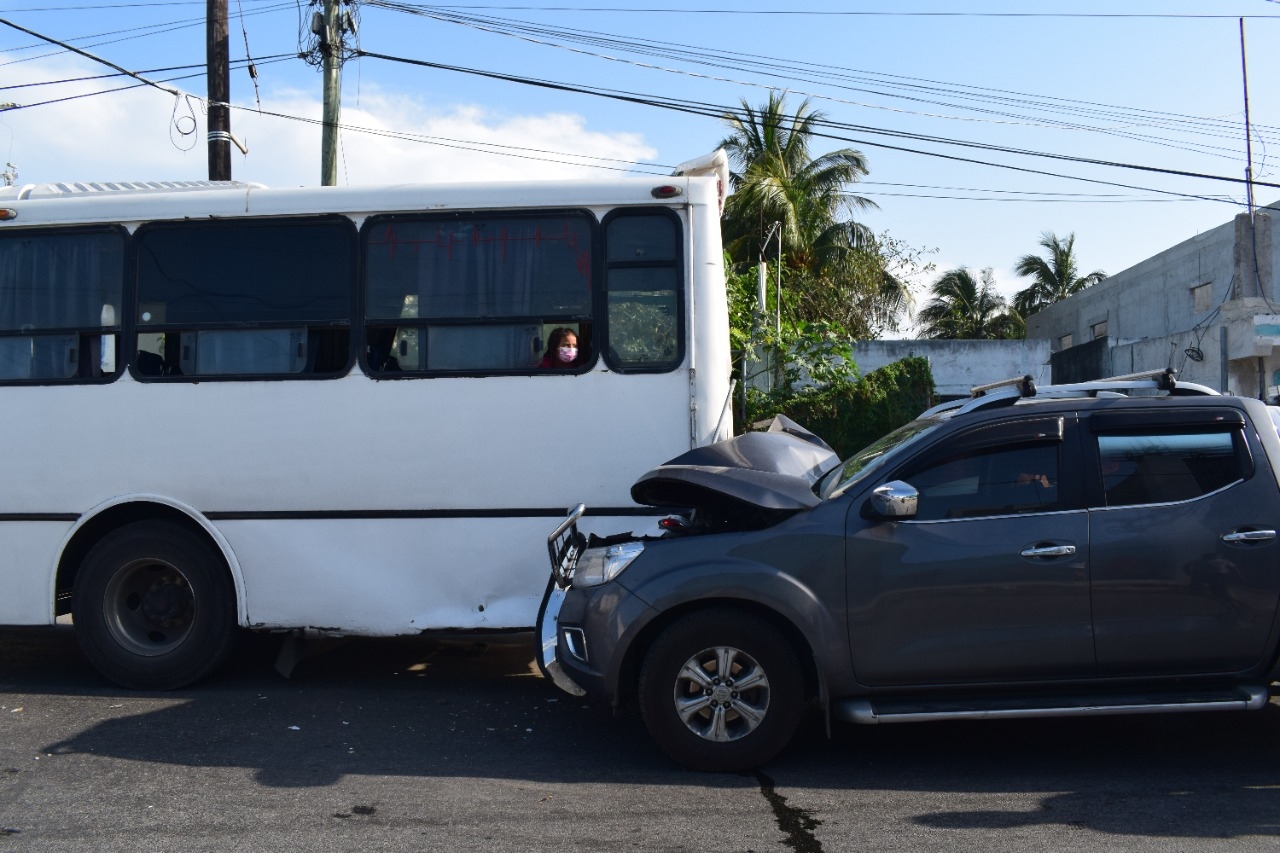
[0,171,722,229]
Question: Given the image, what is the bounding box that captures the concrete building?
[1025,209,1280,398]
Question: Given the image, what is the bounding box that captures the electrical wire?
[8,0,282,9]
[0,55,294,90]
[0,2,294,66]
[0,55,293,109]
[3,7,1273,207]
[374,3,1278,143]
[354,48,1272,205]
[289,5,1280,19]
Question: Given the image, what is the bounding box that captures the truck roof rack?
[918,368,1218,419]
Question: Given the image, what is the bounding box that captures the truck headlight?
[572,541,644,588]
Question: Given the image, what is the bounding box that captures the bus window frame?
[0,223,129,387]
[128,214,359,383]
[358,209,600,379]
[599,207,685,375]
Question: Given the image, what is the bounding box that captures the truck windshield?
[818,417,943,500]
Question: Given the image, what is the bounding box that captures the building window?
[1192,283,1213,314]
[1057,333,1074,350]
[1091,321,1108,339]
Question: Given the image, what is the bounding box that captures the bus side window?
[603,210,682,373]
[0,228,125,384]
[362,214,594,376]
[367,326,402,372]
[134,218,355,381]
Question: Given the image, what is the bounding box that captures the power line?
[0,16,182,95]
[2,7,1268,208]
[0,2,293,65]
[376,4,1272,163]
[0,55,294,109]
[354,49,1269,204]
[8,0,280,8]
[317,4,1280,19]
[9,1,1280,13]
[0,55,293,90]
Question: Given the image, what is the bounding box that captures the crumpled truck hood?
[631,415,839,511]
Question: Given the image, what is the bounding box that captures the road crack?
[754,770,822,853]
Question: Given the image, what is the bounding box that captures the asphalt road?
[1,626,1277,852]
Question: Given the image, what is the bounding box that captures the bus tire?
[639,609,804,773]
[72,520,236,690]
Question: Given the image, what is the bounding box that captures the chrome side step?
[834,685,1270,725]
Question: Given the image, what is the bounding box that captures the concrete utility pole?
[206,0,231,180]
[1240,18,1255,218]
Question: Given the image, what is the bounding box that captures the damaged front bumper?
[535,504,588,697]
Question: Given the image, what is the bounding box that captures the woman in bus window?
[539,327,582,369]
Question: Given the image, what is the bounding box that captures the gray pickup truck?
[539,370,1280,771]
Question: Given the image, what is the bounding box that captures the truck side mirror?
[870,480,918,519]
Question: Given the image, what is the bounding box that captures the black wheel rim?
[101,558,196,656]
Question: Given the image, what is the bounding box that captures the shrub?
[746,355,935,459]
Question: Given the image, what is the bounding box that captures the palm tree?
[720,91,875,271]
[719,92,909,336]
[1012,231,1106,318]
[917,267,1023,340]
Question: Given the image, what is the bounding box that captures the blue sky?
[3,1,1279,325]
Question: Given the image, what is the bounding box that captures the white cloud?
[1,56,658,187]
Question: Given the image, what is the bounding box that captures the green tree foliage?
[719,92,917,339]
[1012,231,1107,318]
[917,267,1024,340]
[746,355,936,460]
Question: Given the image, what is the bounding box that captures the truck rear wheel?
[72,520,236,690]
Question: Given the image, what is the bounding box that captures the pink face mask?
[557,346,578,363]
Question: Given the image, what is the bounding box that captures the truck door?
[846,415,1096,686]
[1087,407,1280,676]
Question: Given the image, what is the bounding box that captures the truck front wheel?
[639,609,804,772]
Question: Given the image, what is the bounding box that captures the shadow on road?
[3,626,1279,840]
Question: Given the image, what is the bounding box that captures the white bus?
[0,152,732,689]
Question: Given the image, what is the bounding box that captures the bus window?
[362,213,594,375]
[0,228,125,383]
[603,210,682,372]
[133,217,355,380]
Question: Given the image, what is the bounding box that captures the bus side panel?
[686,194,732,445]
[0,367,691,633]
[224,515,636,633]
[0,522,69,624]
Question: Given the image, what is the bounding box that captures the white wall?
[852,339,1052,399]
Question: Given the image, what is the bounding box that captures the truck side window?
[1097,431,1242,507]
[902,441,1060,521]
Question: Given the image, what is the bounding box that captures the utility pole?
[206,0,231,180]
[304,0,356,185]
[318,0,342,186]
[1240,17,1255,217]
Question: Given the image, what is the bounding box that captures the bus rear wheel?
[72,520,236,690]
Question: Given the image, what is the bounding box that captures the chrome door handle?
[1221,529,1277,543]
[1020,544,1077,558]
